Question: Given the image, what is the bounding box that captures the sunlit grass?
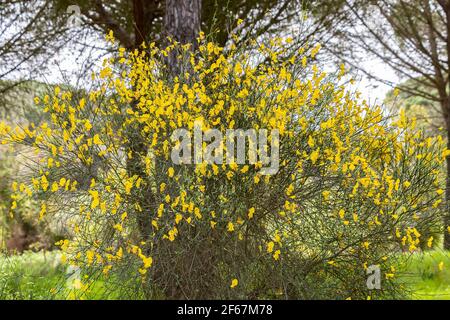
[0,250,143,299]
[398,250,450,300]
[0,251,64,299]
[1,249,450,299]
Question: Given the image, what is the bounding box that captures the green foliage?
[0,251,64,299]
[384,80,443,136]
[0,80,60,122]
[0,79,70,252]
[397,250,450,300]
[0,251,144,300]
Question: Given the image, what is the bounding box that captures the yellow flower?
[248,207,255,219]
[124,180,133,194]
[442,149,450,158]
[427,236,433,248]
[273,250,281,260]
[86,250,95,265]
[138,268,147,275]
[39,203,47,220]
[103,265,112,275]
[194,207,202,219]
[93,134,103,145]
[234,62,243,75]
[84,120,92,131]
[59,177,67,187]
[89,190,99,209]
[142,256,153,268]
[307,135,315,148]
[230,278,238,288]
[72,279,82,290]
[168,167,175,178]
[432,199,442,208]
[310,149,319,164]
[51,182,59,192]
[310,43,321,58]
[267,241,274,253]
[286,184,294,196]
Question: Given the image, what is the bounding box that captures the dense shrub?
[0,32,447,299]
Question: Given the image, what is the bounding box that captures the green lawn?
[0,251,141,299]
[397,250,450,300]
[0,251,64,299]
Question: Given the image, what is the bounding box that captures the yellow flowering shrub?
[0,32,447,299]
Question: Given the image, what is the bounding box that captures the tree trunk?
[164,0,201,74]
[132,0,146,47]
[442,0,450,251]
[146,0,204,299]
[445,115,450,250]
[441,93,450,250]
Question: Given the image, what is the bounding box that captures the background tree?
[384,78,445,135]
[330,0,450,249]
[164,0,201,72]
[0,0,77,112]
[0,0,350,105]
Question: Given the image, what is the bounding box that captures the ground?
[1,249,449,299]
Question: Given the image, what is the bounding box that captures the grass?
[397,249,450,300]
[0,251,65,299]
[0,250,142,299]
[1,249,449,299]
